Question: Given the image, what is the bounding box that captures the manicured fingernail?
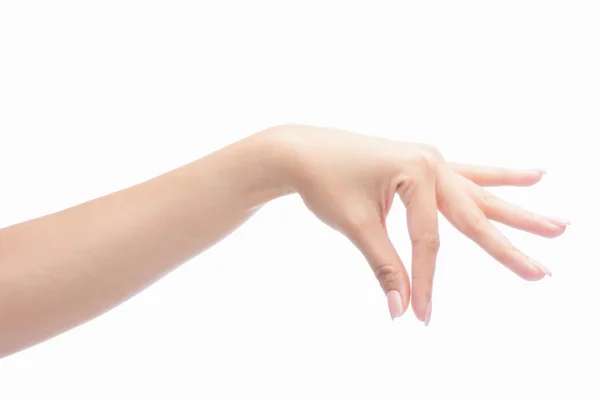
[544,215,571,226]
[539,169,547,175]
[529,258,552,277]
[424,300,432,326]
[387,290,405,320]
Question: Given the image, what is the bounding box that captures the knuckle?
[497,246,518,266]
[412,153,436,172]
[497,168,511,185]
[420,144,444,162]
[373,264,402,287]
[410,145,443,174]
[466,211,488,237]
[479,190,496,209]
[412,232,441,253]
[518,211,536,226]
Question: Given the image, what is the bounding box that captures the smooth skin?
[0,125,568,359]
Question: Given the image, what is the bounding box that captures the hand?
[266,125,568,325]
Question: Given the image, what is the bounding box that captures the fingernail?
[539,169,547,175]
[529,258,552,277]
[387,290,405,320]
[424,300,432,326]
[544,215,571,226]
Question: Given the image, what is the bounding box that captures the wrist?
[251,125,307,199]
[231,126,299,207]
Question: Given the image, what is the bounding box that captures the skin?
[0,124,568,359]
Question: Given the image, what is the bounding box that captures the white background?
[1,1,598,398]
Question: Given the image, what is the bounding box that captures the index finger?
[396,167,439,326]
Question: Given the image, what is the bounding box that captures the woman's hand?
[0,124,567,358]
[265,125,568,325]
[0,124,568,358]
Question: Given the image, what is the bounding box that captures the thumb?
[345,217,410,320]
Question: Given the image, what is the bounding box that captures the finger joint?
[372,264,402,288]
[412,232,441,254]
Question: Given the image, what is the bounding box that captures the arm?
[0,131,290,358]
[0,125,567,358]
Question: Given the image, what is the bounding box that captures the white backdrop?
[1,1,598,398]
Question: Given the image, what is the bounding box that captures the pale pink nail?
[529,258,552,277]
[544,215,571,226]
[387,290,405,320]
[424,300,432,326]
[538,169,547,175]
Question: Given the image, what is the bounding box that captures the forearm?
[0,129,291,358]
